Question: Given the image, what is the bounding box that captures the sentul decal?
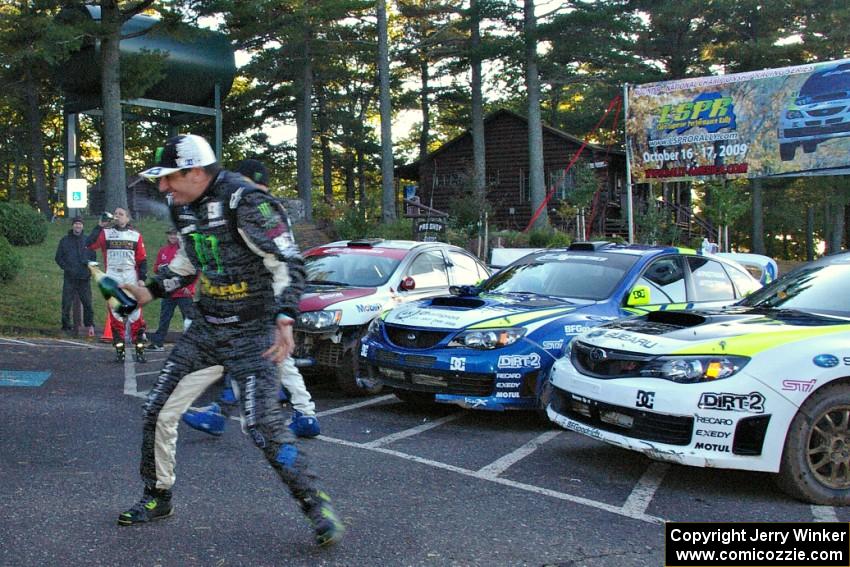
[782,379,816,392]
[497,353,541,369]
[698,392,765,413]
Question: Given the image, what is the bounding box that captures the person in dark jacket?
[55,216,95,336]
[119,134,344,547]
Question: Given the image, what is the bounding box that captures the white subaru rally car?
[545,251,850,504]
[294,239,490,394]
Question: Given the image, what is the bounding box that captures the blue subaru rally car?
[359,242,761,410]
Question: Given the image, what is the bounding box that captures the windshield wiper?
[307,279,349,286]
[748,307,846,323]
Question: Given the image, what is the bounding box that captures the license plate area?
[600,410,634,428]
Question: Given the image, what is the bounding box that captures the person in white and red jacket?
[147,227,197,351]
[86,206,148,362]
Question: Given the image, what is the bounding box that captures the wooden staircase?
[293,221,334,251]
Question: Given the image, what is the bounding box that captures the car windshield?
[799,65,850,101]
[304,250,402,287]
[739,263,850,317]
[481,251,639,300]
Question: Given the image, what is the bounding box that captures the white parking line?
[124,349,137,396]
[362,413,463,448]
[477,430,562,478]
[0,338,37,346]
[135,370,161,377]
[320,434,664,525]
[316,395,397,417]
[811,505,838,522]
[622,462,669,516]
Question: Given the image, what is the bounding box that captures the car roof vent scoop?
[347,238,384,247]
[568,241,612,251]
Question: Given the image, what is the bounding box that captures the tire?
[776,383,850,504]
[802,141,818,154]
[334,351,383,396]
[393,389,437,407]
[779,143,797,161]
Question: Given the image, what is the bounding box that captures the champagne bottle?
[88,262,138,317]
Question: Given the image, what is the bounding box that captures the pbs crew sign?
[66,178,88,209]
[626,58,850,182]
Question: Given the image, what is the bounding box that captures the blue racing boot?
[182,403,226,436]
[289,410,320,438]
[219,385,237,406]
[278,387,290,404]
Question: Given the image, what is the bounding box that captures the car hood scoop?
[429,296,486,309]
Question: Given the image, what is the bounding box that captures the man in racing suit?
[86,207,147,361]
[118,134,344,547]
[182,158,320,438]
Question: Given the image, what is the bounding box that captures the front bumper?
[360,335,550,410]
[545,357,795,473]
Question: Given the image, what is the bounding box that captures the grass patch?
[0,215,176,336]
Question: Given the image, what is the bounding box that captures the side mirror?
[626,285,651,306]
[399,276,416,291]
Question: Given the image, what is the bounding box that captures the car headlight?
[786,109,803,119]
[297,310,342,330]
[639,355,749,383]
[448,328,526,349]
[367,316,383,337]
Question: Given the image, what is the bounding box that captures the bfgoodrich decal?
[697,392,765,413]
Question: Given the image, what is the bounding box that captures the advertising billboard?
[627,59,850,182]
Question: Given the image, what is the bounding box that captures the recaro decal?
[694,415,733,426]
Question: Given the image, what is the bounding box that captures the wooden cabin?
[396,109,710,240]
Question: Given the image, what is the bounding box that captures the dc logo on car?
[450,357,466,371]
[635,390,655,409]
[813,354,840,368]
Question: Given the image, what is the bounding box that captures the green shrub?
[491,230,529,247]
[0,202,48,245]
[333,208,414,241]
[0,234,22,283]
[547,230,572,248]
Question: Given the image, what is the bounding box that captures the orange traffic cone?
[100,311,113,343]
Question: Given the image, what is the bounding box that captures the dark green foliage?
[528,227,571,248]
[0,201,48,245]
[0,234,22,283]
[334,206,413,240]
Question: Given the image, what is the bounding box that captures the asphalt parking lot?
[1,336,846,566]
